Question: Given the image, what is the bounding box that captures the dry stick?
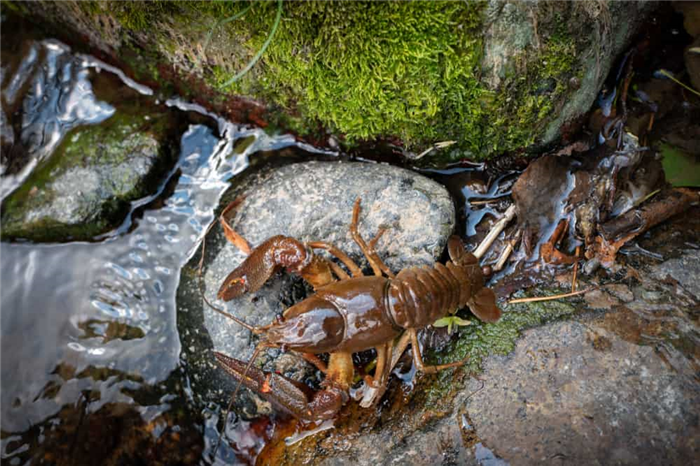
[571,246,581,293]
[493,243,513,272]
[493,229,521,272]
[469,198,504,206]
[473,204,517,259]
[507,287,595,305]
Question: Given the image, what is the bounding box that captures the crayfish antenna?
[197,222,257,333]
[212,342,266,459]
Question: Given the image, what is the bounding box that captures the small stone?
[1,112,178,242]
[584,289,620,310]
[605,283,634,302]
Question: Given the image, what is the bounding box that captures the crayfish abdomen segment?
[387,258,490,329]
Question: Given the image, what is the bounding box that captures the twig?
[203,3,253,53]
[571,246,581,292]
[493,229,521,272]
[493,243,513,272]
[657,69,700,98]
[473,204,516,259]
[221,0,283,86]
[469,198,506,206]
[507,287,594,305]
[414,140,457,160]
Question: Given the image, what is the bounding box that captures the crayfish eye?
[230,277,246,287]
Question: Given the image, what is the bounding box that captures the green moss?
[205,1,490,152]
[71,1,581,158]
[484,29,576,154]
[2,0,30,15]
[205,1,581,157]
[423,293,577,403]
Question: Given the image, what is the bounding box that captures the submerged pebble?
[1,112,178,241]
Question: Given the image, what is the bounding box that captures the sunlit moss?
[2,0,30,15]
[72,1,581,158]
[483,28,577,154]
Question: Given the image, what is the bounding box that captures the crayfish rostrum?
[202,198,501,422]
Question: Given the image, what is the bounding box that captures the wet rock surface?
[177,161,456,417]
[1,112,178,241]
[257,212,700,465]
[272,318,699,465]
[466,317,699,465]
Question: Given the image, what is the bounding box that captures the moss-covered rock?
[1,112,177,242]
[15,1,655,158]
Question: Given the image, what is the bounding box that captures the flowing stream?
[1,32,333,464]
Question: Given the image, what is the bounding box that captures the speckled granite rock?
[177,160,455,418]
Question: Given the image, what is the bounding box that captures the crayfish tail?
[468,287,501,323]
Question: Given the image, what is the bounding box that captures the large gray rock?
[271,308,699,466]
[464,318,699,465]
[177,161,455,418]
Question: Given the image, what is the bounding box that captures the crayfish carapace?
[201,197,501,422]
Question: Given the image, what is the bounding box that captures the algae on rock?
[1,112,177,242]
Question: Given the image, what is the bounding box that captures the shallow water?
[1,33,333,464]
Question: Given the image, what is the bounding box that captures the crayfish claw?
[213,352,344,422]
[218,235,335,301]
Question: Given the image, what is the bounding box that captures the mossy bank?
[13,1,654,158]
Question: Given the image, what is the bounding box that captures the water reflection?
[1,35,334,464]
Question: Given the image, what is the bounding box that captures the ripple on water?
[1,36,336,463]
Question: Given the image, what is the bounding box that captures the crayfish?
[201,197,501,422]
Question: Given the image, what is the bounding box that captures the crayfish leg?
[350,197,395,278]
[408,328,471,374]
[359,340,394,408]
[307,241,363,278]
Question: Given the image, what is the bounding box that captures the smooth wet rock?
[1,112,178,241]
[177,161,455,417]
[651,248,700,299]
[464,317,699,465]
[1,39,121,199]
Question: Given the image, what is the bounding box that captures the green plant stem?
[222,0,283,86]
[658,69,700,98]
[203,2,253,53]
